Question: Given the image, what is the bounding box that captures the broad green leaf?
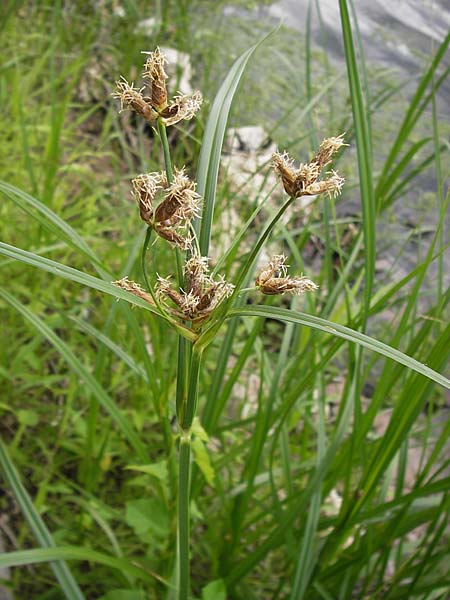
[125,498,169,539]
[202,579,226,600]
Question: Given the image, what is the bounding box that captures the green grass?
[0,1,449,599]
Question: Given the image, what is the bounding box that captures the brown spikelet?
[154,168,201,224]
[154,225,193,250]
[272,134,346,199]
[132,172,167,225]
[159,91,203,126]
[256,255,318,296]
[157,257,234,321]
[113,277,155,304]
[142,47,168,109]
[112,78,157,121]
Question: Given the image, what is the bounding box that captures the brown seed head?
[154,167,201,223]
[159,91,203,126]
[131,172,167,224]
[157,257,234,320]
[142,47,168,109]
[256,255,318,296]
[272,134,346,199]
[113,277,155,304]
[304,170,345,198]
[154,224,193,250]
[184,256,209,296]
[112,77,157,121]
[312,134,347,169]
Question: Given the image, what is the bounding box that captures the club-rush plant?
[113,48,348,599]
[1,17,449,599]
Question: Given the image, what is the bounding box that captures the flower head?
[157,257,234,321]
[112,77,157,121]
[142,47,168,109]
[256,255,318,296]
[113,49,202,126]
[131,168,201,250]
[273,134,346,199]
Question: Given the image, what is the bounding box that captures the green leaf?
[125,461,168,482]
[196,29,276,256]
[0,546,153,582]
[0,289,148,461]
[192,438,215,487]
[0,242,196,341]
[202,579,226,600]
[0,441,84,599]
[339,0,375,319]
[228,305,450,390]
[125,499,169,539]
[0,181,107,276]
[17,409,39,427]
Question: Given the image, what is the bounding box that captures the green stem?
[157,118,184,285]
[178,433,191,600]
[157,119,173,183]
[181,347,203,431]
[176,346,202,599]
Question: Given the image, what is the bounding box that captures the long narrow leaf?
[0,441,84,600]
[0,547,155,583]
[196,30,276,256]
[0,289,148,461]
[227,305,450,390]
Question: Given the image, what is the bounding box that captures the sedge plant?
[111,48,345,600]
[1,16,450,600]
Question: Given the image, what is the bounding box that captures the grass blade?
[0,289,148,461]
[196,30,276,256]
[228,305,450,390]
[339,0,375,319]
[0,547,155,583]
[0,441,85,600]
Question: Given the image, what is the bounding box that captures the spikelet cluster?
[156,256,234,321]
[256,255,318,296]
[272,134,346,199]
[132,167,201,250]
[112,47,202,125]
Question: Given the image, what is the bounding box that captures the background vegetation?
[0,1,449,599]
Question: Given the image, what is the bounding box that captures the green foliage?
[0,1,449,599]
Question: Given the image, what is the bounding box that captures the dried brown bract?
[256,255,318,296]
[112,78,157,122]
[272,134,346,199]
